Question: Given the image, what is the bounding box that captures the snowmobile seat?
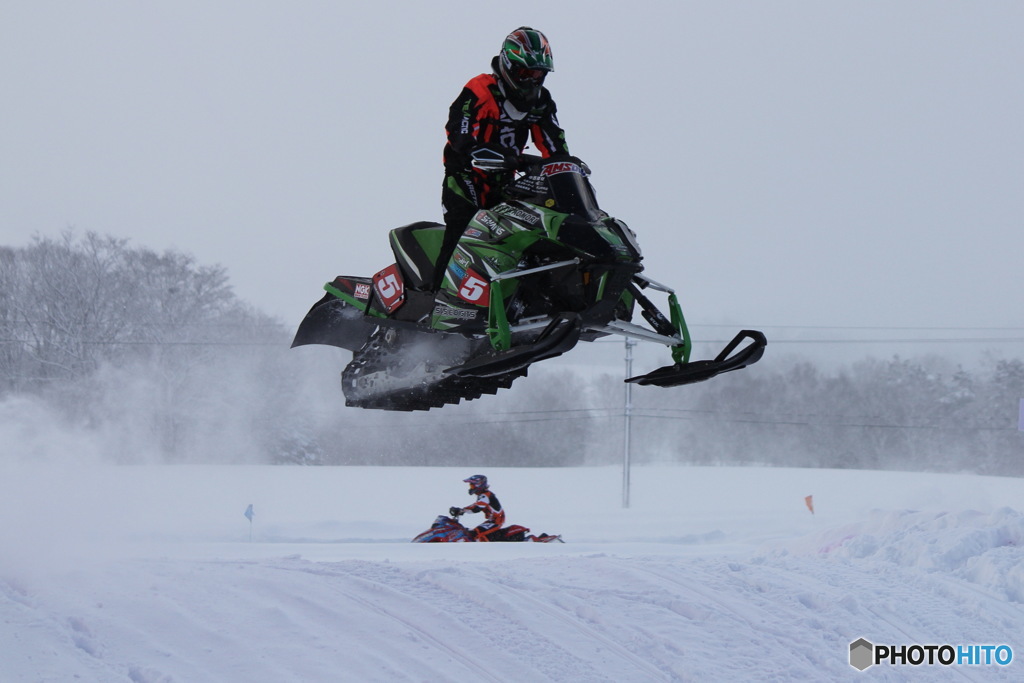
[389,221,444,291]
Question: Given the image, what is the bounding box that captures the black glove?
[449,506,463,517]
[470,145,518,172]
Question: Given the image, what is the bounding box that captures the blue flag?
[244,504,254,521]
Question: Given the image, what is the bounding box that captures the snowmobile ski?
[627,330,767,387]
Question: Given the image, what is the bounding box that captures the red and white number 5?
[458,274,489,305]
[376,273,400,299]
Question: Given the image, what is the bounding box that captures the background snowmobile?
[411,509,562,543]
[292,153,765,411]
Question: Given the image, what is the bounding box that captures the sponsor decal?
[453,250,472,269]
[462,227,483,238]
[497,120,516,148]
[475,212,499,231]
[541,161,582,176]
[492,204,540,225]
[372,264,405,314]
[433,304,478,321]
[448,263,466,282]
[457,269,489,306]
[474,211,509,239]
[353,283,371,300]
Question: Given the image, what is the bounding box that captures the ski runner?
[450,474,506,541]
[434,26,570,289]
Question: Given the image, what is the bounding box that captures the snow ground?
[2,463,1022,682]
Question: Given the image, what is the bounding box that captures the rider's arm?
[444,86,480,173]
[444,75,501,172]
[530,91,569,158]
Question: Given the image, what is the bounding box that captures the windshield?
[543,161,603,221]
[508,156,603,221]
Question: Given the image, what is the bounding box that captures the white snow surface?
[2,463,1023,682]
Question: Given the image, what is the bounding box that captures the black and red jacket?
[443,58,569,208]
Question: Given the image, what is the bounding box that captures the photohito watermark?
[850,638,1013,671]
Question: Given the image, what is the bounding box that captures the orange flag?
[804,495,814,514]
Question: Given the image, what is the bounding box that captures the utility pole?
[622,338,637,508]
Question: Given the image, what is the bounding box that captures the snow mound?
[775,507,1024,603]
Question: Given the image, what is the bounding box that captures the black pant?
[435,175,479,290]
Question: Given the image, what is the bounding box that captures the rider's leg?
[435,175,479,291]
[472,520,500,542]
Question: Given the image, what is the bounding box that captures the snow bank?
[2,465,1022,681]
[776,506,1024,604]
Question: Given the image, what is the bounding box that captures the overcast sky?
[2,1,1022,366]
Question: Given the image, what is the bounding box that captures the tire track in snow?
[928,573,1024,628]
[264,559,502,683]
[860,603,983,683]
[329,584,501,683]
[627,560,768,625]
[481,568,672,681]
[859,570,1020,683]
[407,563,620,681]
[267,558,609,682]
[621,558,918,680]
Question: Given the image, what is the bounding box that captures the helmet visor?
[463,475,486,491]
[514,66,546,82]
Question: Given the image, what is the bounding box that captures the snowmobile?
[411,509,563,543]
[292,153,765,411]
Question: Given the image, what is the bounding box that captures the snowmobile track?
[342,329,526,410]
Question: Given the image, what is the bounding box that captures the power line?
[10,320,1020,332]
[691,324,1024,332]
[751,337,1024,345]
[309,404,1018,434]
[0,337,283,347]
[628,411,1014,432]
[2,320,286,330]
[592,336,1024,346]
[585,326,1024,345]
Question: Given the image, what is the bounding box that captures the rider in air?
[434,26,570,289]
[450,474,506,541]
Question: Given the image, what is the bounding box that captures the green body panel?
[427,201,643,348]
[668,292,691,364]
[430,204,546,332]
[487,279,512,351]
[406,227,443,264]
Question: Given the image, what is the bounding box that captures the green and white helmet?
[496,26,554,107]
